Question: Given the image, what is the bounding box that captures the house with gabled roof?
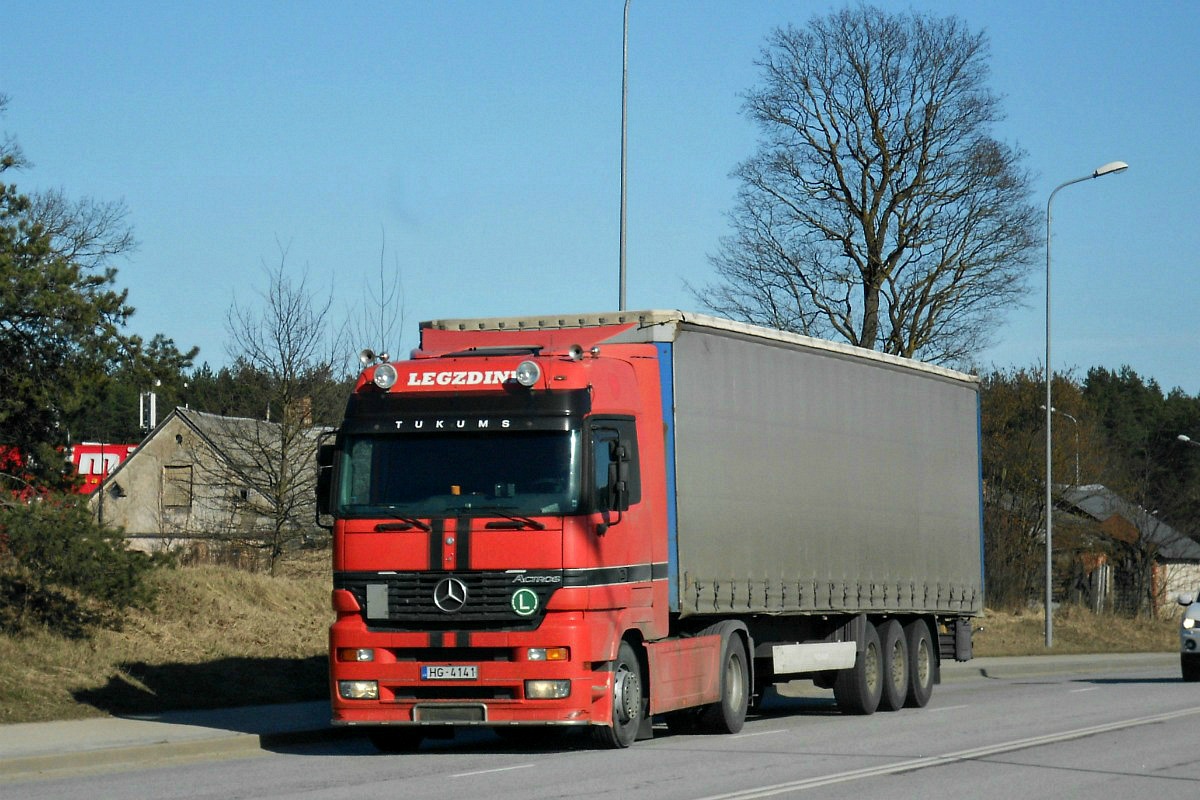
[1059,484,1200,615]
[91,407,327,561]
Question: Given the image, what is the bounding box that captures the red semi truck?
[317,310,983,750]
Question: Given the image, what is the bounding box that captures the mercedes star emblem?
[433,577,468,613]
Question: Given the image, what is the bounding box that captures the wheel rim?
[915,638,931,688]
[865,643,880,692]
[614,663,640,724]
[726,651,746,710]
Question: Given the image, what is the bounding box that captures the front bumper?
[329,614,613,728]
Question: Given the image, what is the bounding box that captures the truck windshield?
[336,429,582,518]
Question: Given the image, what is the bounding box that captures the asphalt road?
[4,653,1194,799]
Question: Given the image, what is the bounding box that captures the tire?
[696,629,750,734]
[367,727,424,753]
[833,619,882,715]
[1182,654,1200,683]
[904,619,936,708]
[877,619,908,712]
[592,640,646,748]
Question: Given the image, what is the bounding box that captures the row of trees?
[981,366,1200,612]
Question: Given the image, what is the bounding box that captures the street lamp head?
[1093,161,1129,178]
[1180,434,1195,444]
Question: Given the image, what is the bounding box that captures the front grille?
[336,570,561,631]
[391,687,516,701]
[390,647,511,662]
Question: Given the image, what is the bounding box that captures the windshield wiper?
[472,506,547,530]
[375,509,431,532]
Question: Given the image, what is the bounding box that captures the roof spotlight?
[515,360,542,387]
[373,363,398,389]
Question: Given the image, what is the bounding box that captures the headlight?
[525,680,571,699]
[373,363,398,389]
[339,680,379,700]
[1185,618,1197,630]
[336,681,376,700]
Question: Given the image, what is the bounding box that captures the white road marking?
[692,707,1200,799]
[731,729,790,740]
[451,763,535,778]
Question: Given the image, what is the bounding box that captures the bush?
[0,495,158,636]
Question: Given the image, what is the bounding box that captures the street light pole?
[618,0,630,311]
[1042,405,1080,485]
[1045,160,1128,648]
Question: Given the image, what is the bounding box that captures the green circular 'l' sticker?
[511,588,539,616]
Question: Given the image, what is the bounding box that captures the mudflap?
[636,715,654,741]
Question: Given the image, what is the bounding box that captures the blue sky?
[3,1,1198,394]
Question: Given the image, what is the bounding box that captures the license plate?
[421,665,478,680]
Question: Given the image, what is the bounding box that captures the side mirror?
[315,440,335,527]
[607,442,631,513]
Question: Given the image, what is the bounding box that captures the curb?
[941,652,1177,682]
[0,726,365,781]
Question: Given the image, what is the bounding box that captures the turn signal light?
[526,647,569,662]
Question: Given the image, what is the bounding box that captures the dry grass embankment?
[0,552,330,724]
[0,555,1183,724]
[972,604,1178,656]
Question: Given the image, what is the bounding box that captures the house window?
[162,465,193,508]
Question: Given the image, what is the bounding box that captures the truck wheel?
[593,640,646,748]
[1183,654,1200,682]
[904,619,935,707]
[833,620,882,715]
[877,619,908,712]
[367,728,424,753]
[697,629,749,734]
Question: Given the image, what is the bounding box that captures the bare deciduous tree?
[217,247,347,572]
[29,188,137,272]
[348,227,406,360]
[699,5,1039,364]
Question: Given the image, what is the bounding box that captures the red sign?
[69,443,137,494]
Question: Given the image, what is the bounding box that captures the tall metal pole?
[618,0,629,311]
[1044,161,1128,648]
